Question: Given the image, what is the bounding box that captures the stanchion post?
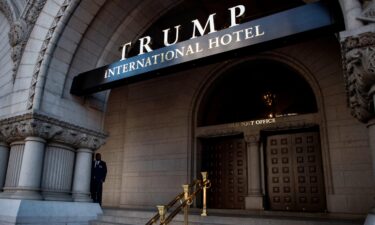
[201,172,208,216]
[157,205,166,225]
[183,184,189,225]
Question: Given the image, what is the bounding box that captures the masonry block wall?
[99,36,375,213]
[0,13,12,117]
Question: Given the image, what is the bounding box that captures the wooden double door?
[201,136,247,209]
[266,132,326,212]
[200,131,326,212]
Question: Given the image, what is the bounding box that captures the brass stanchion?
[201,172,208,216]
[157,205,166,225]
[182,184,189,225]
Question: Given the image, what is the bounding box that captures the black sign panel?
[71,2,337,96]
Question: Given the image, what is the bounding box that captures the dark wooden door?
[266,132,326,212]
[201,136,247,209]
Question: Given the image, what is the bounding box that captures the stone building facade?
[0,0,375,224]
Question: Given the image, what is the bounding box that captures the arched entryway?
[195,58,327,212]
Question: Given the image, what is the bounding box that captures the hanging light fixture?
[263,91,276,118]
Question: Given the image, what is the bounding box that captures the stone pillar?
[12,137,46,200]
[0,142,10,191]
[72,148,93,202]
[341,25,375,225]
[245,135,263,210]
[0,141,25,198]
[41,143,75,201]
[0,113,106,224]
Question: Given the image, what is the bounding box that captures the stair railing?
[145,172,211,225]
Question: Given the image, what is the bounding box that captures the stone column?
[12,137,46,200]
[72,148,93,202]
[0,141,25,198]
[244,135,263,210]
[0,142,10,191]
[341,26,375,225]
[0,112,106,203]
[41,143,75,201]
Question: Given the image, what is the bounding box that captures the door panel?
[267,134,296,211]
[201,136,247,209]
[266,132,326,212]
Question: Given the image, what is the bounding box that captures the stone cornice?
[0,112,107,149]
[341,32,375,50]
[341,32,375,122]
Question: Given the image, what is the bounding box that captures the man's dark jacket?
[92,160,107,182]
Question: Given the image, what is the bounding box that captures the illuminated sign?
[71,2,337,96]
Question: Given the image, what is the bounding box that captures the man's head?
[95,153,102,161]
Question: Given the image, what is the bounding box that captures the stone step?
[90,208,365,225]
[102,208,155,218]
[90,221,131,225]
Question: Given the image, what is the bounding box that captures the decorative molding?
[196,127,242,138]
[0,0,48,81]
[341,32,375,122]
[0,112,107,149]
[244,135,260,144]
[27,0,74,110]
[0,0,15,23]
[358,1,375,22]
[22,0,48,25]
[8,19,27,80]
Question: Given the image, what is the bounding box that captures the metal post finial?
[157,205,166,224]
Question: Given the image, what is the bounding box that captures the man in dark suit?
[91,153,107,205]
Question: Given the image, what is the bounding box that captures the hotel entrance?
[196,57,328,212]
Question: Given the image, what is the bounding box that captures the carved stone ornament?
[0,113,107,149]
[341,32,375,122]
[8,20,26,46]
[0,0,48,80]
[0,0,14,24]
[358,1,375,22]
[27,0,75,110]
[23,0,48,25]
[9,29,24,77]
[8,24,26,78]
[244,135,260,144]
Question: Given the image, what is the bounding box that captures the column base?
[72,192,93,202]
[0,190,16,199]
[0,199,102,225]
[11,190,43,200]
[365,208,375,225]
[245,195,263,210]
[42,191,73,201]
